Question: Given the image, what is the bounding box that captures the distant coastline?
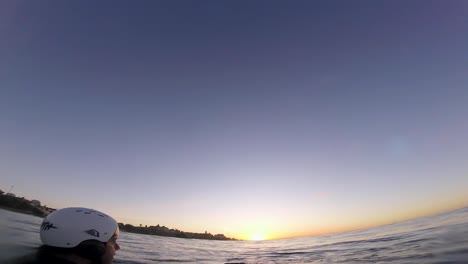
[0,191,53,218]
[118,223,237,240]
[0,190,236,241]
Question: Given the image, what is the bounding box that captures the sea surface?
[1,207,467,263]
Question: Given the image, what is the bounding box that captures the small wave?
[314,234,406,249]
[142,258,196,262]
[114,260,145,264]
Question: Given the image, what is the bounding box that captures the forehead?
[113,227,120,237]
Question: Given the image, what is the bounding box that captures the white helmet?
[40,207,119,248]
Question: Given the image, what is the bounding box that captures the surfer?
[12,207,120,264]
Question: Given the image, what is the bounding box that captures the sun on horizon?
[249,233,266,241]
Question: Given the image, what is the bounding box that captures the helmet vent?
[84,229,100,237]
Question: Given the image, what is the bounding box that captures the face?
[100,231,120,264]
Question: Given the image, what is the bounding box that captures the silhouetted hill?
[0,194,47,217]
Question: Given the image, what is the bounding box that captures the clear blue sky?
[1,0,467,240]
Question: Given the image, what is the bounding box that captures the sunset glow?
[250,233,265,241]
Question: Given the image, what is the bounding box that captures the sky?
[1,0,468,240]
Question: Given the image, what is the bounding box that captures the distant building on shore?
[31,200,41,207]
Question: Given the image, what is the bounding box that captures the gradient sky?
[1,0,468,240]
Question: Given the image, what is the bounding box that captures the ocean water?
[1,207,467,263]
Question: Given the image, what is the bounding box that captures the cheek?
[108,244,116,254]
[101,244,116,264]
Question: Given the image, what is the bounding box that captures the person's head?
[38,207,120,264]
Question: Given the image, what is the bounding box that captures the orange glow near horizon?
[114,198,468,241]
[232,201,468,241]
[249,232,265,241]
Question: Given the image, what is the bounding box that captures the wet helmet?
[40,207,119,248]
